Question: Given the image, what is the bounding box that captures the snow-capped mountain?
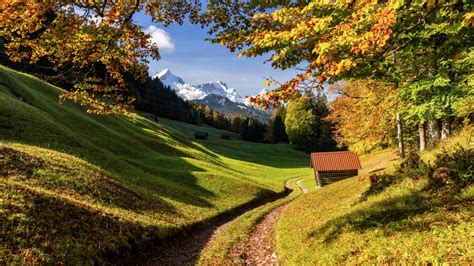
[195,81,243,103]
[155,69,185,88]
[153,69,270,123]
[154,69,243,103]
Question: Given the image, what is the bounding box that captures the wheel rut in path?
[235,178,308,265]
[121,179,297,265]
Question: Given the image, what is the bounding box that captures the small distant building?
[194,132,208,140]
[310,151,362,187]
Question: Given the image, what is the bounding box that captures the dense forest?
[1,46,337,149]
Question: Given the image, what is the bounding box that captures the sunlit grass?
[0,66,311,263]
[275,140,473,264]
[197,176,311,265]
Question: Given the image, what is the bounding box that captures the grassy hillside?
[197,176,311,264]
[196,150,400,264]
[276,136,473,264]
[0,66,311,263]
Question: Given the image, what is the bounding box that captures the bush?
[361,148,473,201]
[431,146,473,187]
[361,152,432,201]
[396,152,431,180]
[360,173,397,201]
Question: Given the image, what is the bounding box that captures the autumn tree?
[328,80,398,154]
[399,45,474,150]
[199,0,473,155]
[199,1,473,108]
[0,1,199,115]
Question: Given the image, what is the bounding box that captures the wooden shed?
[310,151,362,187]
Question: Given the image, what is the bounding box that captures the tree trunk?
[419,123,426,151]
[396,112,405,158]
[441,118,451,140]
[427,118,441,148]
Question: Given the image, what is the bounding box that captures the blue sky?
[134,13,300,97]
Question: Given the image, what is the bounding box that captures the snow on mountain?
[195,81,244,103]
[153,69,244,103]
[156,69,185,87]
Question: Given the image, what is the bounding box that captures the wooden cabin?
[310,151,362,187]
[194,132,208,140]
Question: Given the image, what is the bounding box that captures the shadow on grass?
[0,91,218,208]
[306,191,433,243]
[0,145,183,216]
[0,67,223,208]
[2,145,287,264]
[120,184,292,265]
[197,139,310,169]
[134,117,223,162]
[1,181,176,264]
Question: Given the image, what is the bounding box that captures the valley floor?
[0,66,311,264]
[196,136,473,264]
[1,65,472,264]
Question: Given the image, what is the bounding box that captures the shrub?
[396,152,431,180]
[431,146,473,187]
[361,148,473,201]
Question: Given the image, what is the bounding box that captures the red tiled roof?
[311,151,362,171]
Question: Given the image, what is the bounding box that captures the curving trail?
[296,178,309,194]
[236,178,308,265]
[124,178,308,265]
[124,179,297,265]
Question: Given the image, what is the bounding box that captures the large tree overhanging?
[1,0,473,115]
[198,0,474,108]
[0,0,200,115]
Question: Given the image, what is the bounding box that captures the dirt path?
[296,179,308,194]
[238,204,286,265]
[236,178,308,265]
[129,221,232,265]
[122,179,296,265]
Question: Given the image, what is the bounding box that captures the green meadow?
[0,66,311,263]
[197,133,473,264]
[276,142,473,264]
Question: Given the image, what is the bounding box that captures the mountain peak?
[215,80,227,86]
[157,68,171,77]
[154,69,244,103]
[154,69,185,86]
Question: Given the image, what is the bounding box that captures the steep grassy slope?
[276,137,473,264]
[0,66,311,263]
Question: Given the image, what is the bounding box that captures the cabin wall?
[314,170,358,187]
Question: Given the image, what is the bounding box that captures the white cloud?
[145,25,175,52]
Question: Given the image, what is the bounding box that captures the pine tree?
[265,107,288,143]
